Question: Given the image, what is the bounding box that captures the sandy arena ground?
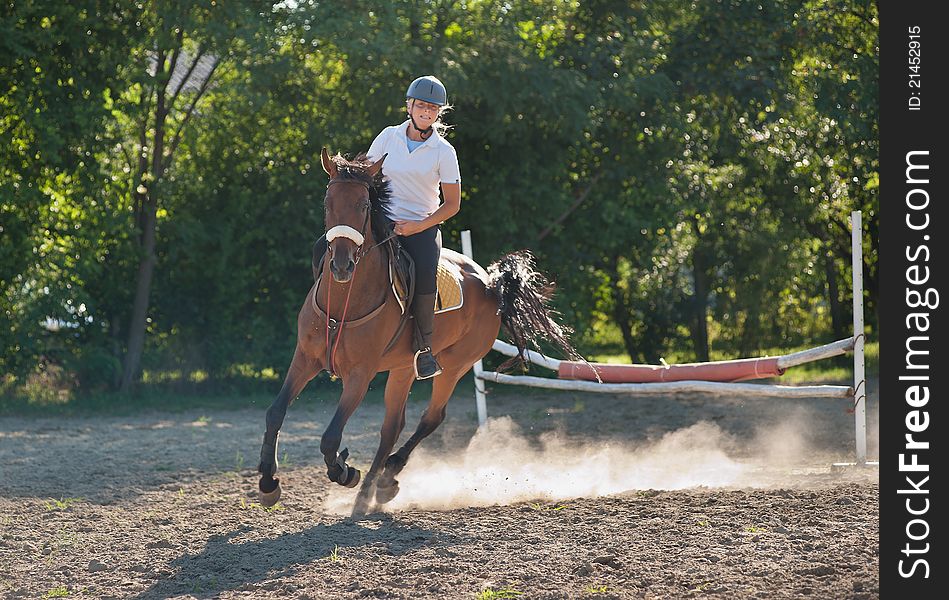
[0,376,879,599]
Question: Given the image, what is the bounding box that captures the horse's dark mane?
[331,153,392,243]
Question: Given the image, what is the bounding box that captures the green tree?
[1,1,138,380]
[108,1,281,391]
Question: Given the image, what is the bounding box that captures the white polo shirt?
[367,120,461,221]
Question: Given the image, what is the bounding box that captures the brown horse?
[257,149,580,515]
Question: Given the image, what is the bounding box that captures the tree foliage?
[1,0,879,393]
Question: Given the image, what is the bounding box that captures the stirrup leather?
[413,347,442,380]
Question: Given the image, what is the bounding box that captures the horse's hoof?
[343,466,361,488]
[384,453,406,474]
[375,481,400,504]
[352,491,373,517]
[258,477,282,507]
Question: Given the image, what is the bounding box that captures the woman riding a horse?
[260,75,583,516]
[314,74,459,380]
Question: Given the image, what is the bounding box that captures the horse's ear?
[321,147,338,178]
[367,153,387,177]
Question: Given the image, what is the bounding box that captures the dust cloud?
[325,413,821,514]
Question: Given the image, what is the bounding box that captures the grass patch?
[44,497,82,511]
[477,588,523,600]
[235,450,245,471]
[238,497,284,512]
[744,525,766,533]
[43,587,70,599]
[528,502,569,512]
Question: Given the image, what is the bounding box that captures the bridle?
[324,178,396,264]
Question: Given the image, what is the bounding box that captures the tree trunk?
[690,250,711,362]
[110,315,123,389]
[119,90,168,392]
[606,254,642,364]
[825,251,845,340]
[119,197,158,392]
[738,304,760,357]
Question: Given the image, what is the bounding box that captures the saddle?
[387,242,464,316]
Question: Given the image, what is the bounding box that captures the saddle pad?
[434,260,463,313]
[389,257,464,314]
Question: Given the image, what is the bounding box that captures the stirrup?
[414,347,442,380]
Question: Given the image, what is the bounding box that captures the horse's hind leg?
[375,365,466,505]
[258,346,321,506]
[351,367,414,516]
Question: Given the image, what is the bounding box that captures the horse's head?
[321,147,387,283]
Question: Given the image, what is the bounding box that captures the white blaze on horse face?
[325,225,365,247]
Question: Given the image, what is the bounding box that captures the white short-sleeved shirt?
[367,120,461,221]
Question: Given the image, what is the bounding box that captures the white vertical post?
[461,230,489,427]
[851,211,867,463]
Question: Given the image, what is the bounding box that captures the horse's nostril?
[347,261,355,273]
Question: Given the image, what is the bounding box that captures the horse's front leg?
[258,347,322,506]
[320,367,375,490]
[351,367,414,516]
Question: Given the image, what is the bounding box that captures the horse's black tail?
[485,250,591,374]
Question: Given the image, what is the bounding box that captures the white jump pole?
[461,230,489,427]
[851,211,867,464]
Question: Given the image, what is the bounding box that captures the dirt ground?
[0,375,879,599]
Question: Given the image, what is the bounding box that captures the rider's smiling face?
[407,98,440,126]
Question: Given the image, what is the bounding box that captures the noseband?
[325,178,372,263]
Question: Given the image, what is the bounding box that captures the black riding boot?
[411,292,442,380]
